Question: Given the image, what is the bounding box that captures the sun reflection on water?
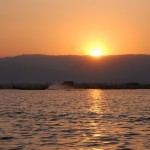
[89,90,104,114]
[79,90,107,149]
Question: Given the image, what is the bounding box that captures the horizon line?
[0,53,150,59]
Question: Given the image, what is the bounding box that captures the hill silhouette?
[0,54,150,83]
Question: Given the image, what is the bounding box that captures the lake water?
[0,89,150,150]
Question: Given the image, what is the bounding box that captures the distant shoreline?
[0,82,150,90]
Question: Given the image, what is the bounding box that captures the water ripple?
[0,89,150,150]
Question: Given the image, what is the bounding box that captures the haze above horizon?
[0,0,150,57]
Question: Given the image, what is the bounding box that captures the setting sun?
[91,49,102,57]
[83,41,106,56]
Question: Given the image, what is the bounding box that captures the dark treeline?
[0,82,150,90]
[75,82,150,89]
[0,83,50,90]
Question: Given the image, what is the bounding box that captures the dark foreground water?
[0,89,150,150]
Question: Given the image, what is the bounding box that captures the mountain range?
[0,54,150,83]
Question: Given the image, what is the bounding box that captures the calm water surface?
[0,89,150,150]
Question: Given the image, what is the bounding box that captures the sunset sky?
[0,0,150,57]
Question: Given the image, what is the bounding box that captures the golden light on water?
[89,90,103,114]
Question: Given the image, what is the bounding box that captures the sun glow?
[91,49,103,57]
[81,40,108,56]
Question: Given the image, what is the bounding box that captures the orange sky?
[0,0,150,57]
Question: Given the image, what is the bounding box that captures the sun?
[91,49,102,57]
